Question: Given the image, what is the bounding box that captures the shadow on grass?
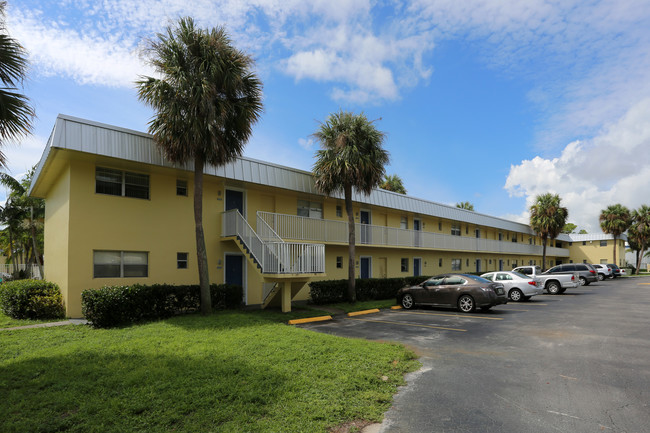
[1,350,288,433]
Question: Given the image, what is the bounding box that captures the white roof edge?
[30,114,539,234]
[558,233,628,242]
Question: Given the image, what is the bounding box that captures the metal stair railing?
[223,209,325,274]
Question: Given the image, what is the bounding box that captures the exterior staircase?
[222,209,325,310]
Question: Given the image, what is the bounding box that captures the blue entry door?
[360,257,371,279]
[226,189,244,215]
[414,258,421,277]
[225,255,244,287]
[413,219,421,247]
[360,210,371,244]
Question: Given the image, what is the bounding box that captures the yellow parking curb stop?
[347,309,381,317]
[390,306,402,310]
[288,315,332,325]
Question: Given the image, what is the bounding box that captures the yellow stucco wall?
[567,239,626,266]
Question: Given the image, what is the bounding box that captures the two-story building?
[30,115,601,317]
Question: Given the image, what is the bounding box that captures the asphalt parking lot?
[300,277,650,432]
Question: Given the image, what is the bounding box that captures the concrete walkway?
[0,318,88,331]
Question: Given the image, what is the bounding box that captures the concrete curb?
[347,309,381,317]
[288,315,332,325]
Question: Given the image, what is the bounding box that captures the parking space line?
[517,303,548,306]
[502,308,530,311]
[390,310,503,321]
[347,317,467,332]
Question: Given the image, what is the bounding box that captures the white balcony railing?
[222,209,325,274]
[257,211,570,257]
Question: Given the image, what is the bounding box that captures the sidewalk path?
[1,318,88,332]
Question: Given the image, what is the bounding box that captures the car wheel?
[458,295,475,313]
[579,277,587,286]
[401,294,415,310]
[509,288,524,302]
[547,281,560,294]
[597,273,604,281]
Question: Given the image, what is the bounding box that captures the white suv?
[591,264,612,280]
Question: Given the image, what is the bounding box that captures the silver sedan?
[480,271,544,302]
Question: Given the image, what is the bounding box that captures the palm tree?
[529,193,568,271]
[136,18,263,314]
[312,110,389,303]
[456,201,474,211]
[627,205,650,274]
[0,1,34,166]
[599,204,631,266]
[380,174,406,194]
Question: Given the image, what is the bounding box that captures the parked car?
[480,271,544,302]
[397,273,507,313]
[591,264,612,280]
[511,265,579,294]
[545,263,598,286]
[607,264,623,277]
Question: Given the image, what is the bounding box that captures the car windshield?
[462,274,492,284]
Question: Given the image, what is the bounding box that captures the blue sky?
[4,0,650,232]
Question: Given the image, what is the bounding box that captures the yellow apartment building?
[560,234,626,265]
[30,115,596,317]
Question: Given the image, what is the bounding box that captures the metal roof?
[31,114,540,234]
[558,233,628,242]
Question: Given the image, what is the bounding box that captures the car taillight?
[571,275,575,280]
[589,270,596,274]
[528,281,537,286]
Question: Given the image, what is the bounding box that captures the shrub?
[0,280,65,320]
[309,276,433,304]
[82,283,243,328]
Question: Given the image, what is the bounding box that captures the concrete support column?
[281,282,292,313]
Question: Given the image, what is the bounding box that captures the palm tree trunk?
[8,228,15,273]
[30,206,44,279]
[193,157,212,314]
[345,183,356,303]
[613,235,618,266]
[541,236,547,271]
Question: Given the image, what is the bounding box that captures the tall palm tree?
[599,204,631,267]
[380,174,406,194]
[627,205,650,274]
[456,201,474,211]
[529,193,568,271]
[312,110,389,303]
[136,17,263,314]
[0,1,34,166]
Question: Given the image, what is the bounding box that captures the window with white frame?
[177,252,188,269]
[451,259,461,271]
[94,251,148,278]
[297,200,322,219]
[336,205,342,217]
[451,224,461,236]
[176,179,188,196]
[96,167,149,199]
[401,258,409,272]
[336,256,343,268]
[600,240,607,247]
[400,216,408,230]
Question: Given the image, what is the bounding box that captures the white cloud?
[10,9,153,88]
[297,137,315,150]
[505,98,650,232]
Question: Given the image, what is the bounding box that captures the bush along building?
[29,115,617,317]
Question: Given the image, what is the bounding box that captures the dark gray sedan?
[397,273,508,313]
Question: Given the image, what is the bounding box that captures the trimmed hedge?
[0,280,66,320]
[82,283,242,328]
[309,276,431,304]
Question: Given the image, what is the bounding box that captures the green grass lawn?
[0,312,65,329]
[0,310,419,433]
